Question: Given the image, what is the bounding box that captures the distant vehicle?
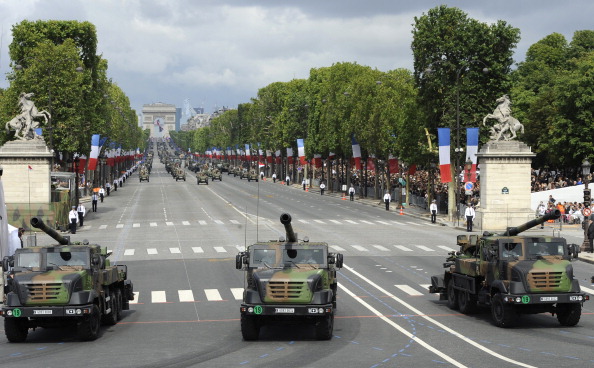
[196,172,208,185]
[211,169,222,181]
[247,170,259,182]
[174,167,186,181]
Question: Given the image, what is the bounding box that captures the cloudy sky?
[0,0,592,116]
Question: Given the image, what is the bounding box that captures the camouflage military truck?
[429,210,588,327]
[247,170,259,182]
[239,169,249,180]
[227,166,235,175]
[211,169,222,181]
[174,167,186,181]
[139,166,149,182]
[235,213,343,340]
[1,217,134,342]
[196,171,208,185]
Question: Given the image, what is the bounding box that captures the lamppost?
[464,158,473,205]
[425,59,489,223]
[581,159,591,253]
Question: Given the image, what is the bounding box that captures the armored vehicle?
[220,163,230,173]
[1,217,134,342]
[236,213,343,340]
[196,171,208,185]
[139,167,149,182]
[429,210,588,327]
[211,169,222,181]
[247,170,259,182]
[174,167,186,181]
[239,169,249,180]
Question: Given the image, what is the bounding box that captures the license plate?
[540,297,558,302]
[33,310,53,315]
[275,308,295,314]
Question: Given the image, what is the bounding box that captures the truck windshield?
[526,241,565,256]
[16,252,41,268]
[252,249,277,267]
[283,248,325,266]
[46,251,89,268]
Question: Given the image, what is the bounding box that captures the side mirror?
[236,253,245,269]
[2,256,14,270]
[335,253,343,269]
[91,254,102,267]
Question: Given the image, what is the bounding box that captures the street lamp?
[465,158,473,205]
[582,159,591,252]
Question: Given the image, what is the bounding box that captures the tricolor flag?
[313,154,322,168]
[77,155,87,174]
[297,139,306,165]
[28,165,33,170]
[245,144,251,157]
[466,128,479,182]
[438,128,452,183]
[287,147,294,165]
[88,134,100,171]
[388,155,399,173]
[351,135,361,170]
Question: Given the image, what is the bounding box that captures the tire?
[314,314,334,340]
[446,278,458,310]
[491,293,517,328]
[4,318,29,343]
[241,315,260,341]
[115,288,123,321]
[458,289,478,314]
[78,304,101,341]
[102,291,118,326]
[556,303,581,326]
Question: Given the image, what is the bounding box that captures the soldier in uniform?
[69,206,78,234]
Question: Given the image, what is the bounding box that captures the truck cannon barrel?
[280,213,297,242]
[501,209,561,236]
[30,217,70,245]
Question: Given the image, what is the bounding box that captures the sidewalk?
[289,182,594,265]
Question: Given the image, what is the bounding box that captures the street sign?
[502,187,509,194]
[464,182,474,191]
[584,208,591,216]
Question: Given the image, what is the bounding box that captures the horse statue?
[5,92,51,140]
[482,94,524,141]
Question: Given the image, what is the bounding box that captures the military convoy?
[139,165,149,182]
[1,217,134,342]
[211,169,222,181]
[196,171,209,185]
[429,210,588,327]
[174,167,186,181]
[235,213,343,340]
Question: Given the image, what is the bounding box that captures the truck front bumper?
[501,293,588,305]
[241,303,333,316]
[1,304,94,318]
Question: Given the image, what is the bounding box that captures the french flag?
[438,128,452,183]
[287,147,294,165]
[297,139,306,165]
[388,154,399,173]
[88,134,100,171]
[466,128,479,182]
[351,136,361,170]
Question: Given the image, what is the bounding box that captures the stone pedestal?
[475,140,536,231]
[0,140,53,204]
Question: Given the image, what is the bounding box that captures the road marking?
[330,245,346,251]
[166,222,174,226]
[205,289,223,301]
[214,220,224,225]
[152,291,167,303]
[199,220,207,225]
[298,219,309,224]
[330,220,342,225]
[438,245,456,252]
[150,222,157,227]
[169,248,181,254]
[147,248,158,255]
[124,249,135,256]
[192,247,204,253]
[99,225,107,229]
[116,224,124,229]
[352,245,368,252]
[178,290,194,302]
[214,247,227,253]
[344,220,357,224]
[372,245,390,251]
[406,221,420,226]
[394,245,413,252]
[390,221,404,225]
[342,264,536,368]
[395,284,424,296]
[132,223,140,228]
[130,292,139,304]
[580,285,594,295]
[360,220,374,225]
[231,288,244,300]
[415,245,434,252]
[376,221,390,225]
[420,284,431,291]
[182,221,190,226]
[314,219,325,224]
[230,220,240,225]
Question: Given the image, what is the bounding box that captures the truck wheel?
[458,290,478,314]
[78,304,101,341]
[556,303,581,326]
[4,318,29,342]
[315,314,334,340]
[241,315,260,341]
[446,279,458,310]
[491,293,517,328]
[115,288,123,321]
[102,291,119,326]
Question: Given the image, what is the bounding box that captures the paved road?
[2,158,594,368]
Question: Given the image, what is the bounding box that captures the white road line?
[116,224,124,229]
[169,248,181,254]
[438,245,456,252]
[360,220,374,225]
[372,245,390,251]
[420,284,431,291]
[231,288,244,300]
[182,221,190,226]
[130,292,139,304]
[124,249,135,256]
[151,291,167,303]
[199,220,207,225]
[147,248,158,255]
[150,222,157,227]
[415,245,434,252]
[204,289,223,301]
[391,221,404,225]
[376,221,390,225]
[133,223,140,228]
[344,220,357,224]
[214,220,224,225]
[192,247,204,253]
[342,265,536,368]
[99,225,107,230]
[230,220,240,225]
[330,220,342,225]
[330,245,346,251]
[394,245,413,252]
[406,221,420,226]
[298,219,309,224]
[314,219,325,224]
[166,222,174,226]
[580,285,594,295]
[178,290,194,302]
[395,284,424,296]
[352,245,368,252]
[214,247,227,253]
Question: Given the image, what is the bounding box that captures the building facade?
[142,103,177,138]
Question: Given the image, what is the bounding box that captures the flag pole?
[28,165,32,233]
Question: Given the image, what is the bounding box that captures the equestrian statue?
[482,94,524,141]
[5,92,51,141]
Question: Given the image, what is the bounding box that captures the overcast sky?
[0,0,592,117]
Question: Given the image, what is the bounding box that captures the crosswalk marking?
[166,222,174,226]
[192,247,204,253]
[406,222,420,226]
[330,245,346,252]
[116,224,124,229]
[214,220,224,225]
[182,221,190,226]
[152,291,167,303]
[170,248,181,254]
[352,245,368,252]
[360,220,374,225]
[581,285,594,295]
[420,284,431,291]
[438,245,456,252]
[204,289,223,301]
[230,220,240,225]
[345,220,357,224]
[231,288,244,300]
[199,220,207,225]
[415,245,434,252]
[130,292,139,304]
[376,221,390,225]
[214,247,227,253]
[99,225,107,230]
[236,245,246,251]
[330,220,342,225]
[395,245,413,252]
[314,219,325,224]
[372,245,390,251]
[147,248,158,255]
[298,219,309,224]
[150,222,157,227]
[178,290,194,302]
[133,223,140,228]
[391,221,404,225]
[395,284,424,296]
[124,249,135,256]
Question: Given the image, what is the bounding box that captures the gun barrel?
[280,213,297,242]
[502,209,561,236]
[30,217,70,245]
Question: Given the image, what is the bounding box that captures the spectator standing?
[383,191,391,211]
[465,204,476,232]
[430,199,438,223]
